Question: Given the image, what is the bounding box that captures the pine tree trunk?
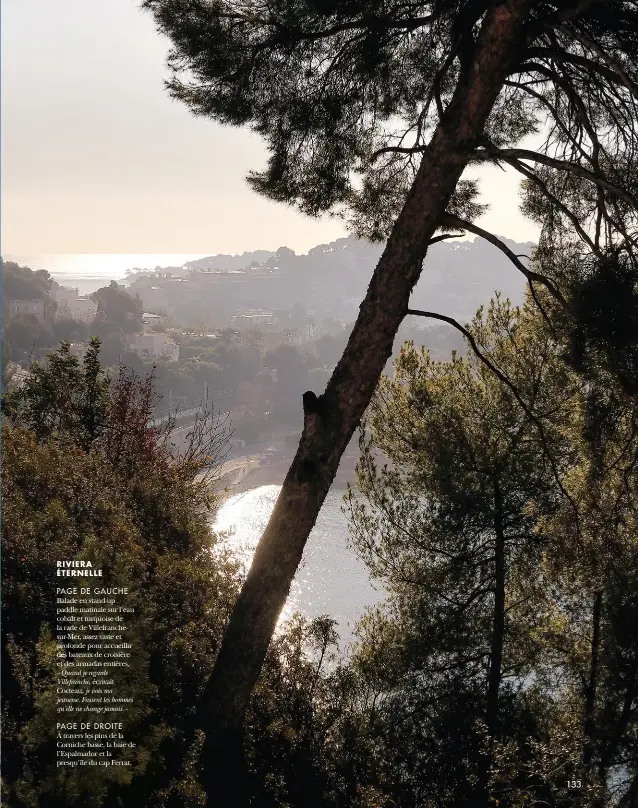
[198,1,534,800]
[487,480,507,740]
[470,478,507,808]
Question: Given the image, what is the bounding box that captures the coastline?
[211,448,358,504]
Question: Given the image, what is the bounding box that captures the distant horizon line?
[2,233,537,280]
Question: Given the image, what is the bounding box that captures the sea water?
[212,485,383,645]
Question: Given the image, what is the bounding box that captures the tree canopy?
[144,0,638,241]
[92,282,143,335]
[1,342,368,808]
[2,261,54,302]
[348,289,638,806]
[140,2,638,801]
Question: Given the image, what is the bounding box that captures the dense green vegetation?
[4,234,638,806]
[2,263,60,365]
[1,342,354,808]
[2,342,233,806]
[344,243,638,806]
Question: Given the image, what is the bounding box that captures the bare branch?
[370,144,427,163]
[473,148,637,208]
[498,158,601,254]
[558,26,638,99]
[538,0,602,28]
[442,213,567,306]
[503,79,593,165]
[428,232,464,246]
[527,46,638,100]
[406,309,538,420]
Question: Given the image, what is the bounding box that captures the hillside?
[126,234,532,327]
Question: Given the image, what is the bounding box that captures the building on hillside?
[142,312,168,327]
[51,285,98,323]
[51,286,79,307]
[230,308,277,327]
[8,299,46,321]
[8,366,29,390]
[55,296,97,324]
[124,332,179,362]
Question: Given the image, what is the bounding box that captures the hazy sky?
[2,0,540,258]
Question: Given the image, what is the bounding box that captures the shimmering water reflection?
[213,485,383,642]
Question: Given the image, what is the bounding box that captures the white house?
[56,296,97,324]
[141,311,168,326]
[51,286,79,307]
[124,332,179,362]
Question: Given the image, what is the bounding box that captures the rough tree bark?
[199,0,535,799]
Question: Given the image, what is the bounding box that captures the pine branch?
[441,213,567,306]
[406,307,581,541]
[473,148,637,208]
